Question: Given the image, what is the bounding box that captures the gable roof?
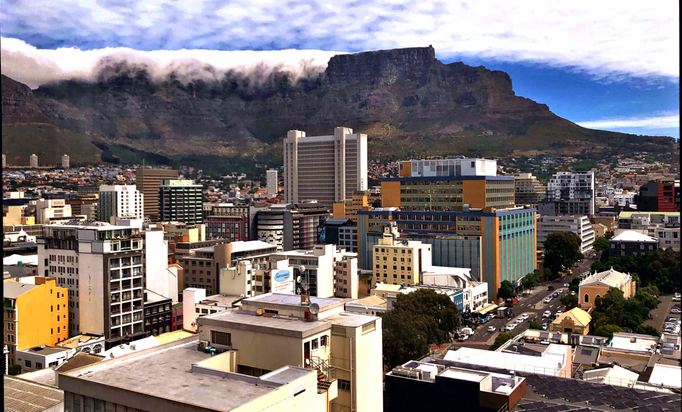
[580,268,631,288]
[4,376,64,412]
[3,281,38,299]
[552,308,591,327]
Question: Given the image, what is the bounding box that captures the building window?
[211,330,231,346]
[338,379,351,391]
[320,335,328,347]
[25,360,32,368]
[311,338,319,350]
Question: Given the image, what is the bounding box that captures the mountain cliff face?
[1,46,674,168]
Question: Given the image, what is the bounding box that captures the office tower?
[359,158,536,300]
[98,185,144,223]
[256,202,331,251]
[36,221,166,348]
[284,127,368,207]
[135,168,179,222]
[266,169,278,197]
[62,154,70,169]
[538,171,595,216]
[4,278,68,368]
[29,154,38,168]
[537,215,595,254]
[514,173,546,206]
[635,180,680,212]
[159,180,203,224]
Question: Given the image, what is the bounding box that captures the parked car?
[552,292,559,298]
[543,310,552,318]
[520,314,529,321]
[548,286,556,291]
[487,326,497,333]
[543,297,552,304]
[541,323,549,330]
[671,308,681,314]
[563,283,570,287]
[555,310,562,317]
[505,324,515,331]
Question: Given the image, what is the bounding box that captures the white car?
[543,310,552,318]
[520,314,529,321]
[563,283,570,287]
[671,308,681,314]
[543,297,552,303]
[487,326,497,333]
[558,289,564,294]
[541,323,549,330]
[555,310,562,317]
[505,324,515,331]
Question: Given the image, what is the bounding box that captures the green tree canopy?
[380,289,460,369]
[593,237,610,255]
[591,248,680,293]
[498,280,516,300]
[522,270,541,290]
[594,324,624,338]
[637,325,661,337]
[561,293,579,310]
[568,276,581,293]
[529,321,542,330]
[490,333,514,351]
[544,232,584,275]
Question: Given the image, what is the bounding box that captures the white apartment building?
[266,169,278,197]
[30,154,38,168]
[35,199,72,224]
[182,288,242,333]
[400,158,497,177]
[537,215,595,254]
[284,127,368,207]
[62,154,70,169]
[613,193,636,208]
[36,220,167,348]
[98,185,144,224]
[219,258,294,298]
[269,244,356,299]
[540,171,596,216]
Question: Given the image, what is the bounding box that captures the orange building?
[3,277,68,368]
[579,268,635,311]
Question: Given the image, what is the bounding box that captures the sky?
[1,1,679,138]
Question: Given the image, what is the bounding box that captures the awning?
[476,303,499,315]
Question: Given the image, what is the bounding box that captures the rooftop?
[60,338,285,411]
[3,281,38,299]
[200,294,243,307]
[55,334,103,349]
[201,310,331,337]
[242,293,342,310]
[3,254,38,266]
[347,295,387,308]
[580,267,631,288]
[443,345,570,377]
[648,364,681,389]
[607,332,659,354]
[612,230,658,242]
[551,307,592,327]
[4,376,64,412]
[144,288,170,303]
[19,345,72,356]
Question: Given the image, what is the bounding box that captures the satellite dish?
[309,303,320,315]
[298,265,306,273]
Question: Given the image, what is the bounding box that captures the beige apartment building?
[163,222,206,243]
[284,127,368,207]
[372,223,432,287]
[198,293,383,412]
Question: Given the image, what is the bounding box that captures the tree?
[633,290,660,310]
[380,289,460,369]
[498,280,516,300]
[8,364,22,375]
[591,248,680,293]
[522,270,541,290]
[568,276,581,293]
[593,237,610,256]
[560,293,579,310]
[604,230,615,240]
[594,324,624,337]
[490,333,514,351]
[544,232,584,275]
[544,268,553,281]
[529,321,542,330]
[637,325,661,337]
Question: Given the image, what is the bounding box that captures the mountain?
[1,46,674,170]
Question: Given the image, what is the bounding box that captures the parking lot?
[645,293,681,335]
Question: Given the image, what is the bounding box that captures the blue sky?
[1,0,678,138]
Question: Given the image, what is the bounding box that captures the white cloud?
[0,0,678,87]
[577,113,680,129]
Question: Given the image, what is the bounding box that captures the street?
[460,255,598,347]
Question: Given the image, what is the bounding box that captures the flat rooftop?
[61,338,280,411]
[201,294,243,307]
[56,334,103,349]
[201,310,331,337]
[20,346,71,356]
[242,293,342,310]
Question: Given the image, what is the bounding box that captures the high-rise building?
[359,160,536,299]
[61,154,70,169]
[284,127,368,207]
[256,202,331,251]
[29,154,38,168]
[35,199,72,224]
[537,215,595,254]
[3,277,69,369]
[135,168,179,222]
[98,185,144,223]
[36,221,167,348]
[158,180,203,224]
[266,169,278,197]
[538,171,595,216]
[514,173,546,206]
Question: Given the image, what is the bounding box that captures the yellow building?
[550,307,592,335]
[163,222,206,243]
[372,223,431,287]
[333,190,372,225]
[4,277,68,368]
[579,268,635,310]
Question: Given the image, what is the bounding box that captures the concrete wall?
[145,231,176,302]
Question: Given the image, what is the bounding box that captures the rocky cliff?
[1,46,674,169]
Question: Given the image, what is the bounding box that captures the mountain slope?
[1,46,674,169]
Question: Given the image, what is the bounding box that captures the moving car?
[543,297,552,303]
[563,283,570,287]
[487,326,497,333]
[557,289,564,294]
[555,310,562,317]
[543,310,552,318]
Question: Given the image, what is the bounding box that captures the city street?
[459,254,598,347]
